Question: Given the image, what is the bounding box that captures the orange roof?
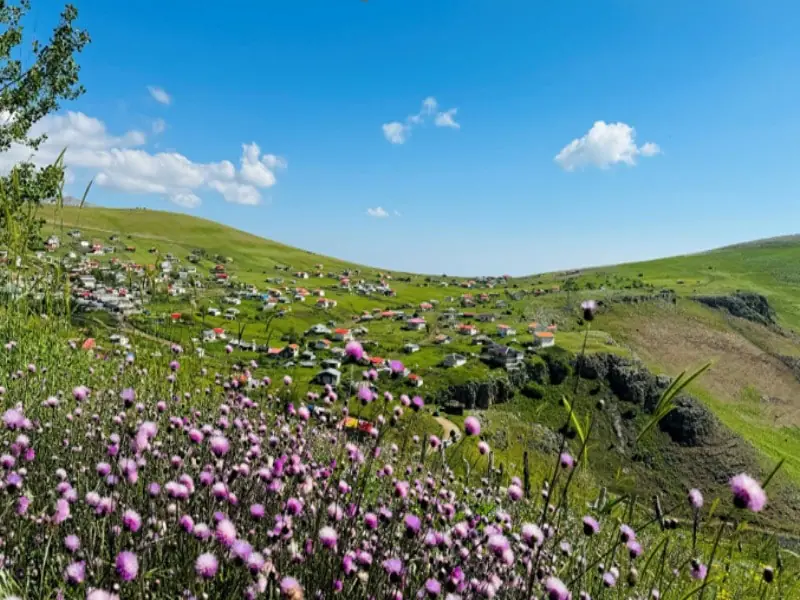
[267,347,282,355]
[213,327,225,334]
[289,344,299,349]
[535,331,554,338]
[369,357,384,364]
[408,373,420,380]
[334,328,350,334]
[497,324,509,329]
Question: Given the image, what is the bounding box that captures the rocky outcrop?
[574,353,717,446]
[576,354,669,412]
[693,292,776,326]
[657,395,718,446]
[436,377,518,409]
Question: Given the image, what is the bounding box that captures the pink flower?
[115,550,139,581]
[730,473,767,512]
[477,441,490,455]
[209,435,230,457]
[215,518,237,547]
[280,577,303,599]
[122,509,142,533]
[464,416,480,436]
[544,576,570,600]
[195,553,218,579]
[319,525,338,549]
[283,375,293,386]
[345,341,364,360]
[688,488,704,509]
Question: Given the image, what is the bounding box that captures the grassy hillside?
[37,206,800,522]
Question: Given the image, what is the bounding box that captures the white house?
[333,328,353,342]
[404,343,420,353]
[497,324,517,338]
[207,307,221,317]
[533,331,555,348]
[406,318,426,331]
[442,354,467,368]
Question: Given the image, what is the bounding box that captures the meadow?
[0,204,791,597]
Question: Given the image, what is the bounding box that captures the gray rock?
[658,395,717,446]
[693,292,776,326]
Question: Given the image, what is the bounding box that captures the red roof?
[81,338,96,350]
[334,328,350,334]
[369,357,384,364]
[213,327,225,334]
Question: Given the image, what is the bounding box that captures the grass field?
[36,206,800,520]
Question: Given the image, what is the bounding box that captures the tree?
[0,1,90,239]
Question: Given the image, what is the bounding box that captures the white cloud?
[422,96,438,115]
[382,122,409,144]
[382,97,460,144]
[640,141,661,157]
[366,206,389,218]
[152,118,166,134]
[0,110,286,209]
[555,121,660,171]
[434,108,460,129]
[148,86,171,106]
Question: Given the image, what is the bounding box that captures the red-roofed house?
[333,328,353,342]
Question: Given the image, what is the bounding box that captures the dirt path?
[434,416,460,441]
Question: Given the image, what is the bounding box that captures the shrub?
[522,381,545,399]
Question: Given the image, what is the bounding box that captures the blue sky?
[20,0,800,275]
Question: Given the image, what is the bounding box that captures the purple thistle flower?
[688,488,704,509]
[64,534,81,553]
[627,540,643,558]
[280,576,304,599]
[575,515,597,538]
[463,416,480,436]
[120,388,135,406]
[209,435,230,457]
[73,385,89,401]
[560,452,575,469]
[53,498,71,524]
[122,509,142,533]
[357,385,374,405]
[602,571,617,587]
[730,473,767,512]
[64,560,86,585]
[390,360,404,374]
[2,408,25,430]
[345,341,364,360]
[115,550,139,581]
[383,558,404,582]
[232,539,253,562]
[690,562,708,580]
[620,524,636,543]
[404,513,421,536]
[424,578,441,597]
[195,553,218,579]
[545,576,570,600]
[581,299,597,321]
[411,396,424,411]
[215,518,237,547]
[319,526,338,549]
[477,441,490,455]
[521,523,544,547]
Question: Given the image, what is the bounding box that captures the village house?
[281,344,300,359]
[408,373,423,387]
[434,334,452,345]
[533,331,555,348]
[405,317,426,332]
[528,322,540,333]
[308,324,331,335]
[472,334,493,346]
[314,368,341,386]
[419,302,433,311]
[477,313,496,323]
[312,339,332,351]
[321,358,341,370]
[207,307,221,317]
[442,353,467,368]
[317,298,337,309]
[497,324,517,338]
[482,343,525,370]
[458,324,478,336]
[333,328,353,342]
[404,343,420,353]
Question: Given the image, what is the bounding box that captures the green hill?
[39,206,800,529]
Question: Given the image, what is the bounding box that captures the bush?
[521,382,545,399]
[542,348,573,385]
